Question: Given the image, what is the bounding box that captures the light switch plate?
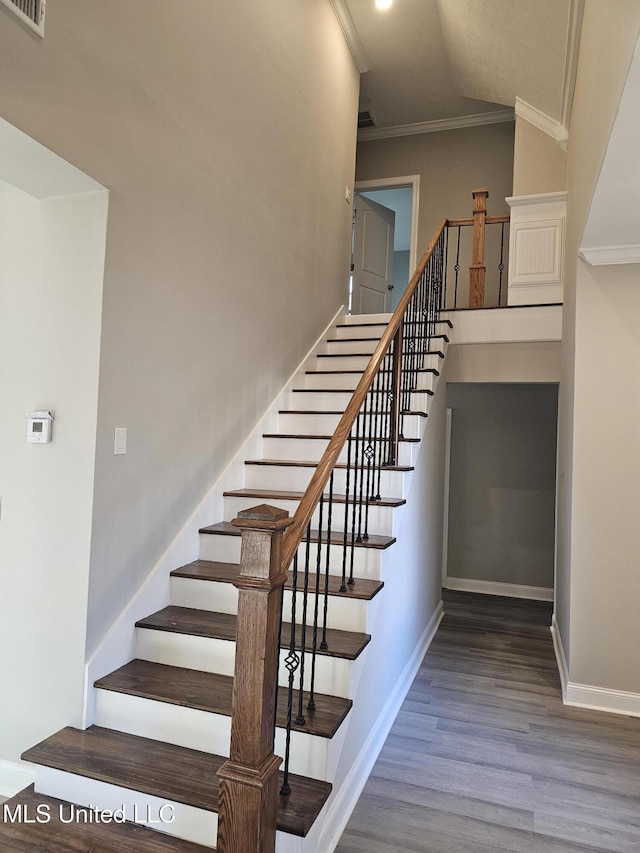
[114,427,127,455]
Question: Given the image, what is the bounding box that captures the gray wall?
[0,0,359,763]
[447,383,558,589]
[356,122,515,257]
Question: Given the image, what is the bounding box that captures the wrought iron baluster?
[444,225,450,308]
[356,396,369,543]
[454,225,461,308]
[307,493,324,711]
[280,553,300,795]
[363,387,376,539]
[295,523,312,726]
[340,430,353,592]
[348,409,361,585]
[320,471,334,651]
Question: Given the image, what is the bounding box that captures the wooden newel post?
[216,504,293,853]
[469,187,489,308]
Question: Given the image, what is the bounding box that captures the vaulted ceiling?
[336,0,579,135]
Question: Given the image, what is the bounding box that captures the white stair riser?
[341,312,391,325]
[94,690,332,780]
[136,628,354,697]
[170,577,369,632]
[315,353,443,371]
[332,320,450,340]
[324,337,448,356]
[288,389,433,414]
[35,768,217,848]
[243,464,411,500]
[262,435,417,466]
[324,338,379,355]
[332,324,387,340]
[278,411,426,440]
[199,534,386,581]
[223,495,396,538]
[303,371,436,393]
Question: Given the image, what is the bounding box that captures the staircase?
[2,311,451,853]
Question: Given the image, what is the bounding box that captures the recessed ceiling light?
[375,0,393,9]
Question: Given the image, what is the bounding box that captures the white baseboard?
[445,576,554,601]
[550,614,568,700]
[83,305,346,727]
[564,682,640,718]
[0,759,35,799]
[551,615,640,718]
[316,600,444,853]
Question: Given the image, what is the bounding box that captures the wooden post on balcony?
[469,188,489,308]
[216,504,293,853]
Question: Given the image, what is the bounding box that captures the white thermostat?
[27,411,54,444]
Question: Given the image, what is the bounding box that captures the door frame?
[354,174,420,280]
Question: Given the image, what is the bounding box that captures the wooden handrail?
[280,218,447,571]
[443,215,509,227]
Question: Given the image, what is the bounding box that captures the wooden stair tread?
[304,367,440,375]
[136,605,371,660]
[0,786,213,853]
[244,458,413,471]
[22,727,330,838]
[335,318,452,328]
[96,660,352,739]
[317,349,445,359]
[223,487,404,508]
[263,431,420,442]
[326,334,449,343]
[280,408,427,417]
[200,520,396,549]
[171,559,384,601]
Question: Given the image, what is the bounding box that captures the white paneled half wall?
[506,192,567,305]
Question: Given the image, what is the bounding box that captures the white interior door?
[352,195,395,314]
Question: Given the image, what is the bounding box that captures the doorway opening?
[350,175,419,315]
[442,382,559,602]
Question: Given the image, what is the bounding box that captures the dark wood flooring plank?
[336,590,640,853]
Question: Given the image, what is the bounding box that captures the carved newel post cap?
[231,503,293,531]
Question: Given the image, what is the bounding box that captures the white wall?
[556,1,640,671]
[0,0,360,666]
[317,357,448,850]
[0,183,107,765]
[445,342,561,384]
[568,260,640,693]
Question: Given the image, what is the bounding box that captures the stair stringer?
[296,342,450,852]
[82,304,346,729]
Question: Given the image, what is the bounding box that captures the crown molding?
[358,109,514,142]
[506,191,568,208]
[560,0,585,130]
[579,244,640,266]
[515,98,569,149]
[329,0,371,73]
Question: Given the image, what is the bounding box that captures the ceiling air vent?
[0,0,45,36]
[358,110,376,129]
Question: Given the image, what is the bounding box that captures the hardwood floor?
[336,590,640,852]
